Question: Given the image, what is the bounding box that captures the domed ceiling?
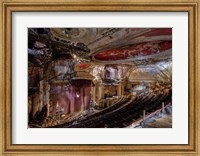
[29,28,171,65]
[28,28,172,78]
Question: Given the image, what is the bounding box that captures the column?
[49,84,55,117]
[92,86,96,104]
[117,83,122,97]
[101,85,104,99]
[121,83,124,96]
[39,80,44,111]
[98,83,102,100]
[46,83,50,117]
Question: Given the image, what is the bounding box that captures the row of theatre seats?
[53,88,171,128]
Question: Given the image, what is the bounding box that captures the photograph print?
[28,28,172,128]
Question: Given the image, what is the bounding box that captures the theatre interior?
[28,28,172,128]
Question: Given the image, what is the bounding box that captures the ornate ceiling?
[28,28,172,83]
[28,28,172,65]
[93,40,172,61]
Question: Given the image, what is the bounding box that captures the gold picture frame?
[0,0,199,155]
